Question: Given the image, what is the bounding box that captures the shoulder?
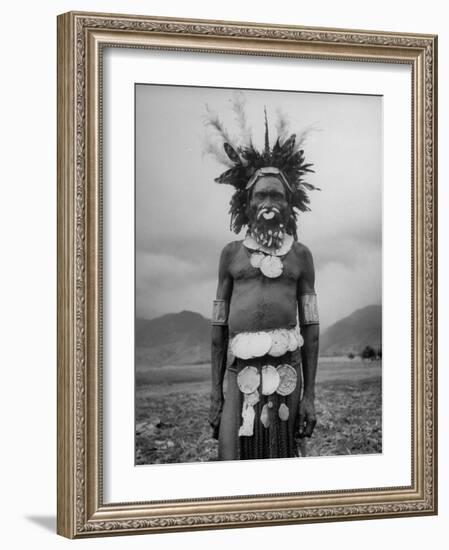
[291,240,314,266]
[293,241,316,290]
[218,240,243,264]
[221,240,243,256]
[217,240,242,280]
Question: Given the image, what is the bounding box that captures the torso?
[227,241,303,335]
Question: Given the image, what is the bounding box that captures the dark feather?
[301,163,315,172]
[280,134,296,157]
[224,142,241,164]
[287,150,305,166]
[215,166,243,185]
[272,137,281,157]
[300,181,320,191]
[264,106,270,156]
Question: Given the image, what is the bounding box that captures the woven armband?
[212,299,229,326]
[299,293,319,325]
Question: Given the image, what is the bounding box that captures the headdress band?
[245,167,293,192]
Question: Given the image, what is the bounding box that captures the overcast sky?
[135,84,382,330]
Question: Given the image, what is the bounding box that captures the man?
[207,113,320,460]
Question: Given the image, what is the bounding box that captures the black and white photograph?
[135,84,382,465]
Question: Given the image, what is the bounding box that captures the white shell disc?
[287,329,299,352]
[269,329,290,357]
[244,390,260,406]
[247,332,272,358]
[278,403,290,421]
[238,402,256,436]
[295,326,304,348]
[260,255,283,278]
[261,365,280,395]
[237,366,260,394]
[231,333,253,360]
[230,333,241,357]
[276,364,298,396]
[260,403,270,428]
[250,252,265,269]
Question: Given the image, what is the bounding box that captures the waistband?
[227,348,302,374]
[227,326,303,370]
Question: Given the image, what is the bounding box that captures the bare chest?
[229,244,301,283]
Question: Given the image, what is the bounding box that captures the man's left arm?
[297,246,320,438]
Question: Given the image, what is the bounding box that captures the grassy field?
[136,359,382,464]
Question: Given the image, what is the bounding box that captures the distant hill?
[136,310,211,367]
[319,305,382,357]
[136,305,382,366]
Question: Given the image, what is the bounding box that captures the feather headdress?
[205,100,319,240]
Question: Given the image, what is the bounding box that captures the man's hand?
[296,395,317,438]
[208,391,224,440]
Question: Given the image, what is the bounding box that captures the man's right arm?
[209,244,234,439]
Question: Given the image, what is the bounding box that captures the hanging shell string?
[236,352,300,460]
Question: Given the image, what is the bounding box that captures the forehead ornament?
[245,166,292,193]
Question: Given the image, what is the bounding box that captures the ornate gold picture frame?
[57,11,437,538]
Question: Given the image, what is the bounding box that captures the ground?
[136,360,382,464]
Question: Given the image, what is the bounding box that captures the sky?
[135,84,382,330]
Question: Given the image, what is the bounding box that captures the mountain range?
[318,304,381,356]
[136,311,211,366]
[136,305,382,366]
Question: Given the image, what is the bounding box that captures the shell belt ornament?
[231,326,304,360]
[234,326,303,436]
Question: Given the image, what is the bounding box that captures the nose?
[262,197,275,209]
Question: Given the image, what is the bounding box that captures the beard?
[248,206,290,249]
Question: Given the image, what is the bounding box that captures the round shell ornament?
[278,403,290,421]
[295,326,304,348]
[230,333,241,356]
[263,211,275,220]
[250,252,265,269]
[261,365,281,395]
[287,329,299,352]
[276,364,298,396]
[247,331,272,358]
[231,333,253,360]
[237,366,260,394]
[260,255,283,278]
[260,403,270,428]
[268,329,290,357]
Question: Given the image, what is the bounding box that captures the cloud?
[137,251,216,290]
[136,251,218,319]
[315,248,382,328]
[307,227,382,271]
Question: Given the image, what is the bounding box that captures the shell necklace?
[243,233,294,279]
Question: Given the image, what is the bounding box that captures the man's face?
[247,176,290,248]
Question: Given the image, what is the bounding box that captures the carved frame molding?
[57,11,437,538]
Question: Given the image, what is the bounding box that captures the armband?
[212,299,229,326]
[299,293,319,325]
